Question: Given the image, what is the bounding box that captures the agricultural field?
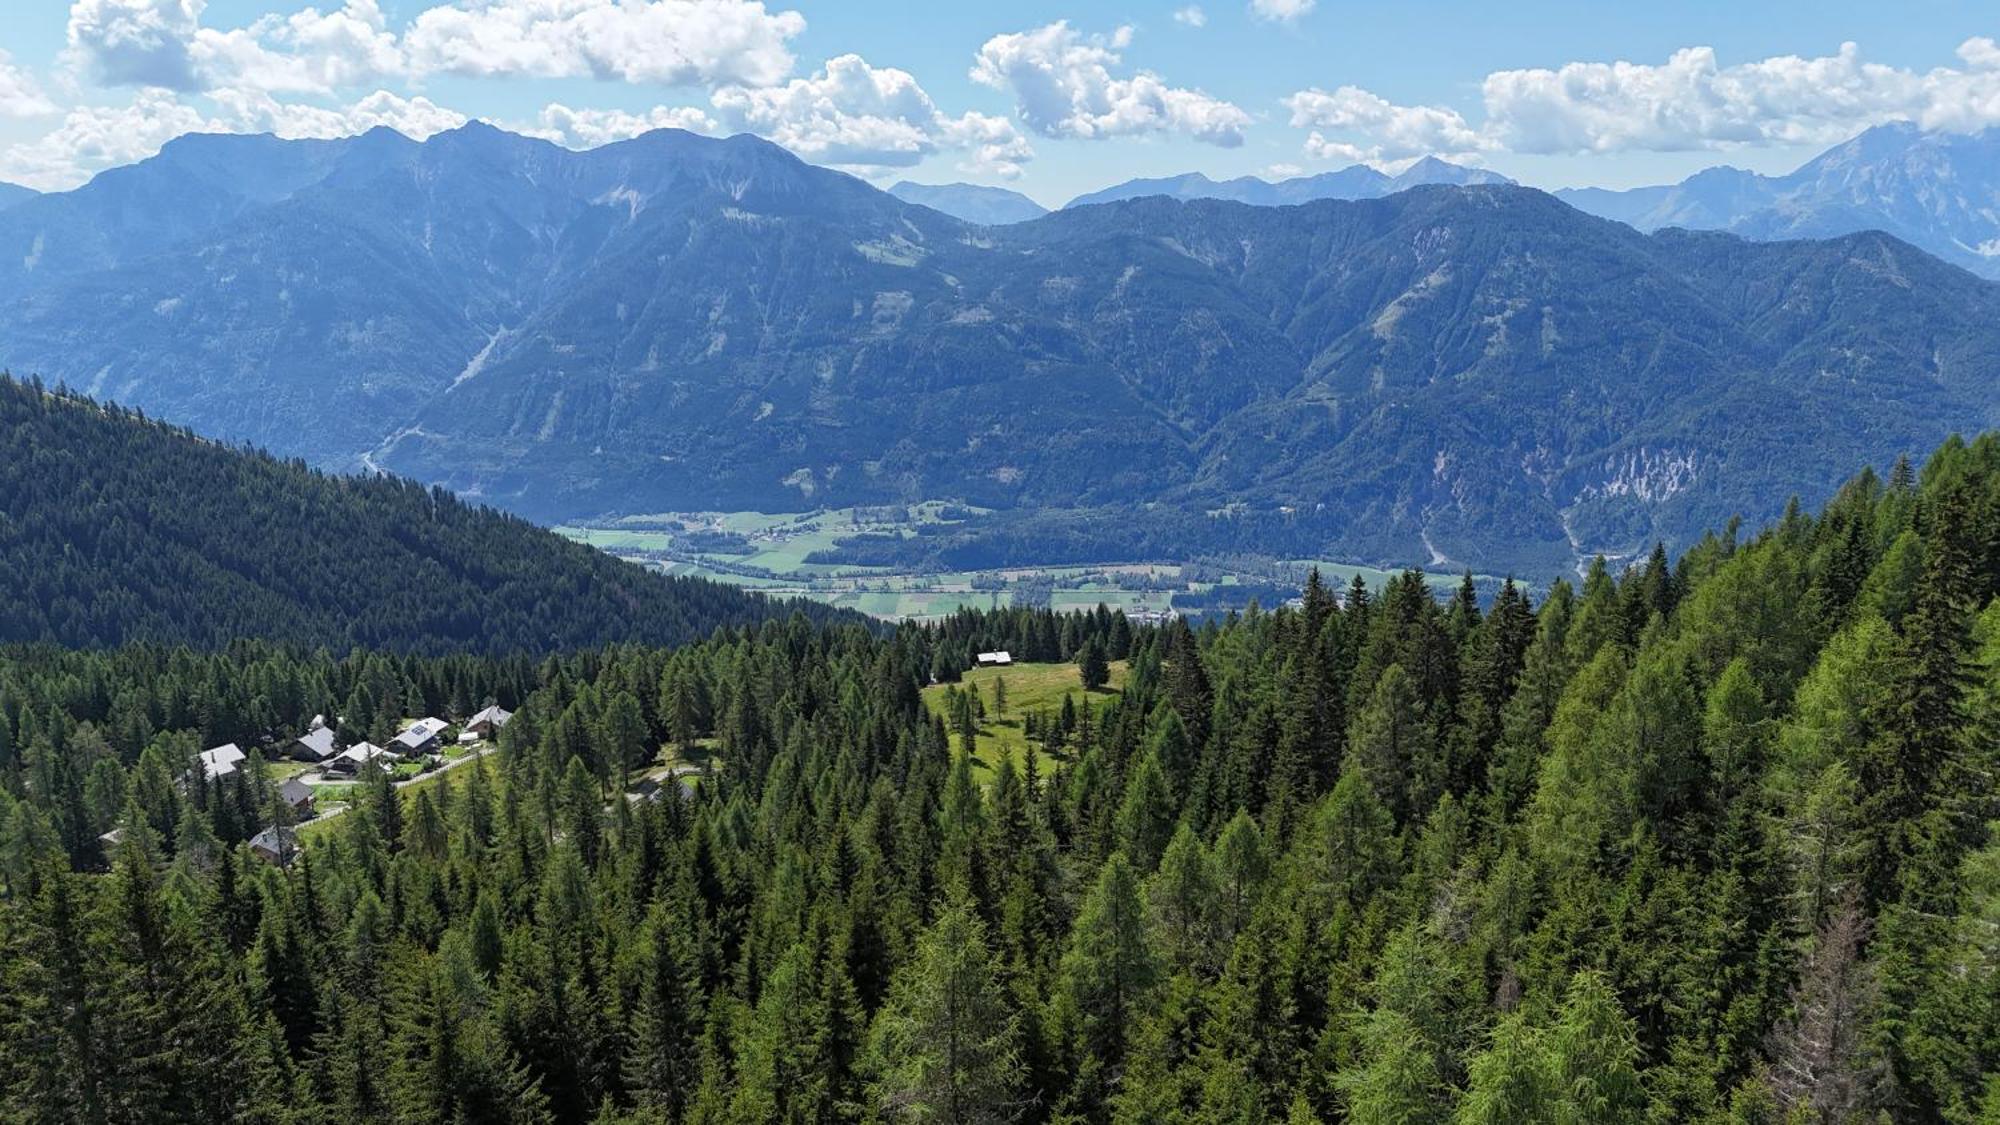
[921,660,1130,776]
[1289,559,1501,594]
[561,505,1494,622]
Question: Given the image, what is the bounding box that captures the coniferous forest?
[2,431,1999,1125]
[0,376,850,653]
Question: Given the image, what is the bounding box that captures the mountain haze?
[1065,155,1512,209]
[1560,122,2000,278]
[2,124,1997,575]
[888,180,1048,224]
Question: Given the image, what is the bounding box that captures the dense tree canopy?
[0,375,852,653]
[1,434,1998,1122]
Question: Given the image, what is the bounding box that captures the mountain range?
[1,122,1998,576]
[1067,124,2000,282]
[0,182,35,210]
[1562,123,2000,278]
[888,180,1047,224]
[1065,156,1513,209]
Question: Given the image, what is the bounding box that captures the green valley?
[558,505,1504,621]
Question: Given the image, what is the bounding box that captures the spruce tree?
[867,900,1023,1123]
[1078,637,1110,693]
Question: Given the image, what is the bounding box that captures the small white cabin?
[976,651,1013,666]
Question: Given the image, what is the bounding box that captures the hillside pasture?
[921,660,1130,776]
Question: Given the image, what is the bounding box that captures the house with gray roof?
[465,705,513,739]
[290,726,338,762]
[197,743,247,781]
[392,717,447,756]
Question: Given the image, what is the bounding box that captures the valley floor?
[559,504,1497,620]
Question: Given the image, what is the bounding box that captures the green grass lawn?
[1047,587,1176,615]
[921,660,1129,777]
[827,588,1011,619]
[557,526,678,552]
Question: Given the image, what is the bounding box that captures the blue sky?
[2,1,1997,204]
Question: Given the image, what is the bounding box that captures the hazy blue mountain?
[1559,123,2000,278]
[0,182,36,211]
[2,125,1995,577]
[1557,166,1776,231]
[1065,157,1508,208]
[1387,155,1515,190]
[889,180,1047,224]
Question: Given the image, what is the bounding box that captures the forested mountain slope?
[0,434,1996,1121]
[3,125,1998,573]
[0,376,844,652]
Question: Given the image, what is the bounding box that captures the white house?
[392,717,448,756]
[197,743,248,780]
[976,651,1013,666]
[325,741,391,775]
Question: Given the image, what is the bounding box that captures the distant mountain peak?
[1065,156,1507,209]
[1391,156,1511,185]
[1558,121,2000,278]
[1398,155,1458,176]
[889,180,1049,224]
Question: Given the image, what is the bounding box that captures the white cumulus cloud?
[0,53,59,118]
[715,53,1033,176]
[1286,85,1489,162]
[1249,0,1314,22]
[526,102,717,148]
[970,21,1249,146]
[1286,38,2000,165]
[401,0,804,88]
[1172,6,1206,28]
[64,0,806,93]
[191,1,404,95]
[66,0,206,90]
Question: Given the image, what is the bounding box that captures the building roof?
[976,650,1013,664]
[334,741,389,766]
[279,777,314,807]
[293,727,338,758]
[393,717,447,749]
[198,743,247,779]
[468,704,513,728]
[249,825,298,860]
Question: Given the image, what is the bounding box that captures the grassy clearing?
[921,660,1129,777]
[1048,587,1176,615]
[827,588,1011,619]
